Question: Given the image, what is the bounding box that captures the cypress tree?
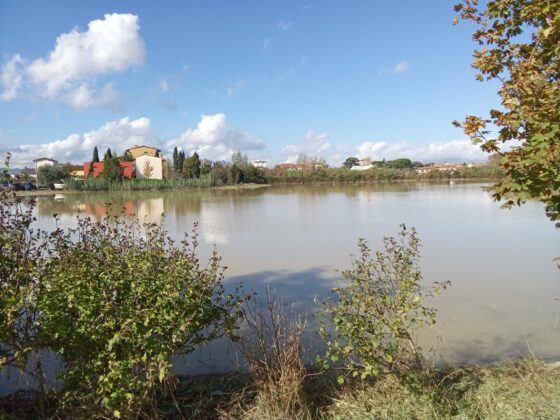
[92,146,99,163]
[179,151,185,173]
[173,147,179,172]
[192,152,201,178]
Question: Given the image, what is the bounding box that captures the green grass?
[64,175,214,191]
[2,358,559,419]
[322,359,560,419]
[219,358,560,419]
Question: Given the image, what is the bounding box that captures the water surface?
[31,182,560,371]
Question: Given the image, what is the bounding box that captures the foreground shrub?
[236,288,310,419]
[320,225,449,386]
[0,194,43,369]
[35,216,243,417]
[0,192,244,418]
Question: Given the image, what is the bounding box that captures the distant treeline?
[265,164,503,185]
[60,148,503,191]
[65,163,502,191]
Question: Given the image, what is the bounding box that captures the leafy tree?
[200,159,213,176]
[92,146,100,163]
[243,165,265,184]
[343,157,360,169]
[104,148,113,160]
[454,0,560,225]
[228,163,244,184]
[386,158,413,169]
[37,164,68,188]
[320,225,449,386]
[101,157,123,182]
[122,151,134,162]
[162,158,170,179]
[296,153,327,166]
[183,152,201,178]
[210,161,229,185]
[231,151,249,167]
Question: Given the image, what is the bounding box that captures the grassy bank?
[64,174,215,191]
[3,358,558,419]
[60,165,503,191]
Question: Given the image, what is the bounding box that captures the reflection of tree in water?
[33,183,428,222]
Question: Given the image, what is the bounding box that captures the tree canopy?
[37,164,68,187]
[231,151,249,167]
[183,152,201,178]
[454,0,560,225]
[343,157,360,169]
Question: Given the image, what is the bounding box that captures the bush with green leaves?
[37,164,68,188]
[320,225,449,386]
[0,192,244,418]
[0,194,44,369]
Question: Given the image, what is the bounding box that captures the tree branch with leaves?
[453,0,560,226]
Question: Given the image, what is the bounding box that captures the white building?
[135,155,163,180]
[33,157,58,173]
[252,160,267,169]
[350,157,373,171]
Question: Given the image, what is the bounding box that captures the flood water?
[13,182,560,379]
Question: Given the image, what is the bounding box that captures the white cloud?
[64,82,122,112]
[4,117,160,166]
[226,80,245,97]
[276,19,292,31]
[168,113,264,161]
[26,13,145,98]
[358,139,488,163]
[280,131,353,165]
[280,133,490,166]
[0,54,24,101]
[1,13,144,110]
[393,60,411,74]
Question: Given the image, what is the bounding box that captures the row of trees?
[342,157,421,170]
[170,148,265,185]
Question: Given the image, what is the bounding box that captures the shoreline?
[14,178,495,196]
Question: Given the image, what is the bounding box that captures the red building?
[83,162,134,179]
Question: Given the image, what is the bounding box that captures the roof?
[33,157,58,162]
[125,145,161,152]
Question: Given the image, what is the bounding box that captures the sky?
[0,0,502,167]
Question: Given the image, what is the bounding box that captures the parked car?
[12,183,25,191]
[22,182,37,191]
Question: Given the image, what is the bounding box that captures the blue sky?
[0,0,501,167]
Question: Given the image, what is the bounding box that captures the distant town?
[3,144,489,190]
